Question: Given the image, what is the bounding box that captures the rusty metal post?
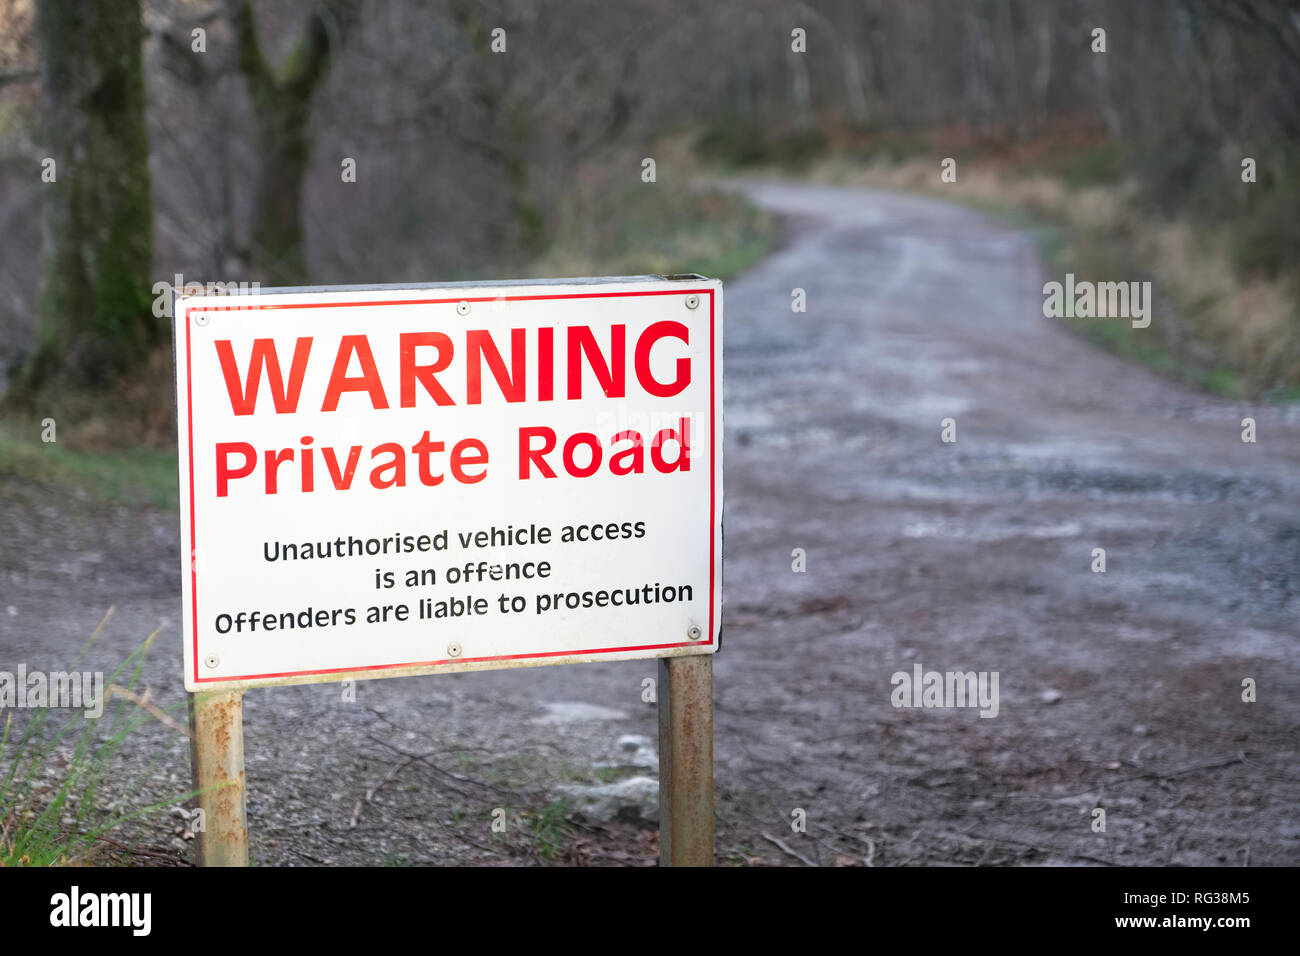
[189,690,248,866]
[658,655,714,866]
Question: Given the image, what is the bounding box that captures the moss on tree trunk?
[24,0,155,391]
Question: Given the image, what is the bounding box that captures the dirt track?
[3,179,1298,865]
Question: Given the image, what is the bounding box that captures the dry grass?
[804,153,1300,397]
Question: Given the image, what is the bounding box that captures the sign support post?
[657,654,714,866]
[189,690,249,866]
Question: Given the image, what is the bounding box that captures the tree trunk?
[248,88,313,286]
[448,0,546,259]
[236,0,354,287]
[23,0,155,390]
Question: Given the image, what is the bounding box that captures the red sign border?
[182,286,718,686]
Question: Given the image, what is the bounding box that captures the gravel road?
[3,179,1297,866]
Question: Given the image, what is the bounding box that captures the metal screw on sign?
[456,301,471,316]
[195,313,209,326]
[447,642,463,658]
[204,654,219,668]
[684,294,700,310]
[687,625,703,640]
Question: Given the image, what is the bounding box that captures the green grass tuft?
[528,799,573,861]
[0,616,196,865]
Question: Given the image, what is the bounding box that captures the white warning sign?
[173,276,722,690]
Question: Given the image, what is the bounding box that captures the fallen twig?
[92,834,190,866]
[761,831,817,867]
[350,755,417,828]
[105,683,192,739]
